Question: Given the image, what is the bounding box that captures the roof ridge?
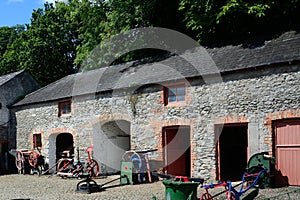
[0,70,25,86]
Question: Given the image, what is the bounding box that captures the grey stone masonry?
[13,63,300,181]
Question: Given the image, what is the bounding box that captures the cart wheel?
[200,192,213,200]
[121,151,139,162]
[28,151,39,167]
[57,158,72,173]
[72,162,84,178]
[87,159,99,178]
[15,150,25,174]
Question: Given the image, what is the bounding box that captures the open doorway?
[162,126,191,177]
[94,120,131,174]
[56,133,74,161]
[216,124,248,181]
[0,141,8,174]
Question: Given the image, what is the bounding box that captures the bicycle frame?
[227,167,267,200]
[200,167,268,200]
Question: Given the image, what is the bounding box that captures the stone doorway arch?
[48,132,74,172]
[94,120,131,174]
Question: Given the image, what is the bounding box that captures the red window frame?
[33,133,42,149]
[164,84,186,105]
[59,100,72,117]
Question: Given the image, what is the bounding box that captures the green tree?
[0,25,26,75]
[179,0,300,44]
[24,2,78,85]
[67,0,107,67]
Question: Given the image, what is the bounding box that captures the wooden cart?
[15,149,45,175]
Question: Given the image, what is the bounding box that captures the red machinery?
[15,149,44,175]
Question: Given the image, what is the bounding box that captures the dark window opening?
[33,134,42,149]
[59,100,71,117]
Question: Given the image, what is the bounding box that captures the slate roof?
[14,31,300,107]
[0,70,25,87]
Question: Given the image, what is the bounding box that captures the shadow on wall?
[274,169,289,188]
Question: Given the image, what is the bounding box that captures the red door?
[274,119,300,186]
[163,126,190,176]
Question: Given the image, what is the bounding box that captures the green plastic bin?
[162,181,200,200]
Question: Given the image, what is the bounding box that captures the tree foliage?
[0,25,26,74]
[179,0,300,44]
[0,0,299,85]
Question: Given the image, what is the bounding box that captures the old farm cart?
[15,149,45,175]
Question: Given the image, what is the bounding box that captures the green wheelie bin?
[162,180,200,200]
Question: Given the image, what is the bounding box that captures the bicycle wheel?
[200,192,213,200]
[57,158,73,173]
[87,159,99,178]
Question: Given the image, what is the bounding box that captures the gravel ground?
[0,174,299,200]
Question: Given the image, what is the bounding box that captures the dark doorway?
[0,142,8,174]
[162,126,191,177]
[56,133,74,160]
[217,124,248,181]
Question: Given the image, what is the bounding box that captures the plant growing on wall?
[127,93,139,116]
[126,82,140,116]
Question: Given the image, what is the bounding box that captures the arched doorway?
[93,120,131,174]
[56,133,74,161]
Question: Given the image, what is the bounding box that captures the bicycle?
[200,165,268,200]
[56,146,99,179]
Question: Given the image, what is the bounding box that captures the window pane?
[168,95,176,102]
[63,104,71,114]
[177,87,185,95]
[177,95,185,102]
[59,101,71,116]
[168,88,176,96]
[165,85,186,104]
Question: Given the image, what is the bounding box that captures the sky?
[0,0,67,27]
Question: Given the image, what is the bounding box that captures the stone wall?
[13,64,300,180]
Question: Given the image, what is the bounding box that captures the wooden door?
[163,126,190,176]
[274,119,300,186]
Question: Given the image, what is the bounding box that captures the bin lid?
[162,181,200,186]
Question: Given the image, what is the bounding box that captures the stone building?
[12,31,300,185]
[0,70,39,173]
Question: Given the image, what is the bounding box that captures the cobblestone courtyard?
[0,174,299,200]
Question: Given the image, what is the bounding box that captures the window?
[33,134,42,149]
[59,100,72,117]
[164,84,186,105]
